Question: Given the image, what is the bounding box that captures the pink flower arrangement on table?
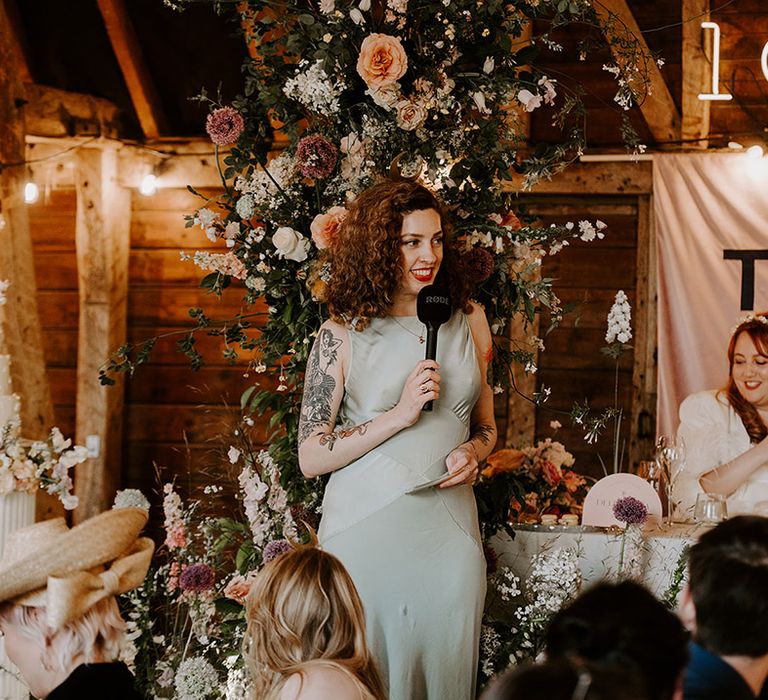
[483,438,590,522]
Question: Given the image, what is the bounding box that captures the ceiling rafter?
[1,0,32,83]
[96,0,168,140]
[596,0,682,144]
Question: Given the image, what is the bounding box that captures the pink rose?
[310,206,348,250]
[541,459,563,487]
[395,99,428,131]
[356,34,408,88]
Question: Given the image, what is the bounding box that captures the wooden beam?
[24,84,121,139]
[596,0,681,143]
[0,0,32,83]
[682,0,711,148]
[0,3,59,520]
[96,0,167,139]
[629,194,657,470]
[73,145,131,521]
[502,160,653,195]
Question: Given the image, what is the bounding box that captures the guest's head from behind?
[680,515,768,659]
[725,312,768,442]
[323,177,471,329]
[480,659,647,700]
[545,580,688,700]
[0,507,154,699]
[243,546,385,700]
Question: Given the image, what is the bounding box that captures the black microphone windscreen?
[417,285,452,327]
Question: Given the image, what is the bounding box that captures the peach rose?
[541,459,563,487]
[563,470,585,493]
[356,34,408,88]
[310,206,348,250]
[395,99,428,131]
[223,572,258,604]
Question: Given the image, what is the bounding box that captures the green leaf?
[241,385,257,409]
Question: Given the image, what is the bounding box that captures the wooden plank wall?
[521,195,639,478]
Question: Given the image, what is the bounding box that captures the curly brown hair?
[325,178,471,329]
[722,314,768,442]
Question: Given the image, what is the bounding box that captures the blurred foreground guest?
[0,507,154,699]
[545,581,688,700]
[480,660,647,700]
[243,547,386,700]
[679,515,768,700]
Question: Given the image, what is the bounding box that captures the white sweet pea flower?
[228,446,241,464]
[359,0,371,10]
[517,89,542,112]
[272,227,310,262]
[538,76,557,105]
[483,56,495,74]
[472,91,491,114]
[319,0,334,13]
[350,7,364,24]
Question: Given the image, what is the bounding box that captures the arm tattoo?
[319,420,372,452]
[472,423,495,446]
[298,329,343,446]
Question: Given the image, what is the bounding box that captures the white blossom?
[113,489,150,512]
[517,89,542,112]
[283,60,345,116]
[605,289,632,344]
[174,657,219,700]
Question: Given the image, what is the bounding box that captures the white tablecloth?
[491,523,708,601]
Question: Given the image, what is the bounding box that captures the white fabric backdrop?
[655,153,768,436]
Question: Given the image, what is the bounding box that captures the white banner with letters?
[655,153,768,436]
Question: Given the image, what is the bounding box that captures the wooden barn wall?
[28,188,78,438]
[124,187,266,500]
[524,195,639,479]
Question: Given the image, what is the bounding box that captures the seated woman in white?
[676,313,768,518]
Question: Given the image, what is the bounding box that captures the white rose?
[395,99,428,131]
[366,83,401,111]
[272,227,309,262]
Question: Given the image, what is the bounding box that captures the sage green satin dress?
[318,312,486,700]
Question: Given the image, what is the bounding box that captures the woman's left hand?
[439,443,479,488]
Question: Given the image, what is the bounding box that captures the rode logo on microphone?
[425,295,450,305]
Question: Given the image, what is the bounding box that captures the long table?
[490,522,708,602]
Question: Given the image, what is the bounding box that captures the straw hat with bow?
[0,507,154,631]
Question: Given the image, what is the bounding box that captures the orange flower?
[310,206,348,250]
[356,34,408,88]
[501,211,522,230]
[482,448,526,479]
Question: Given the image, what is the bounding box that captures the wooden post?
[0,2,59,519]
[682,0,711,148]
[73,146,130,521]
[629,194,657,469]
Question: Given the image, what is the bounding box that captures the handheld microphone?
[416,284,452,411]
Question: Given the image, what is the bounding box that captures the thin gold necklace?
[391,316,425,343]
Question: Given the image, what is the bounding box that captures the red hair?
[324,178,471,330]
[723,313,768,442]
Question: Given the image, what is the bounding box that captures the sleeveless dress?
[318,311,486,700]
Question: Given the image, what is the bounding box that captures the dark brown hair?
[325,178,471,330]
[723,313,768,442]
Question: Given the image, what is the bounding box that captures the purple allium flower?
[463,248,495,283]
[206,107,245,146]
[263,538,292,564]
[296,134,338,180]
[179,563,216,593]
[613,496,648,525]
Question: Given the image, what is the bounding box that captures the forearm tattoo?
[298,329,342,446]
[472,423,495,446]
[318,421,372,452]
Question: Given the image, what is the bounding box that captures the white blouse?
[675,390,768,518]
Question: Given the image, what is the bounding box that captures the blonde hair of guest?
[243,547,386,700]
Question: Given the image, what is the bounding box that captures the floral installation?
[479,546,581,687]
[612,494,648,579]
[477,432,589,536]
[121,427,312,698]
[571,289,634,473]
[0,423,85,510]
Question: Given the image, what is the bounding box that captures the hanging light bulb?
[746,144,764,160]
[139,173,158,196]
[23,180,39,204]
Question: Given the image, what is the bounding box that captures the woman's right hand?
[393,360,441,427]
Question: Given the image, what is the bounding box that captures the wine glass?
[636,459,662,494]
[655,435,686,526]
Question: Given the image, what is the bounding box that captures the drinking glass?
[655,435,686,526]
[694,492,728,523]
